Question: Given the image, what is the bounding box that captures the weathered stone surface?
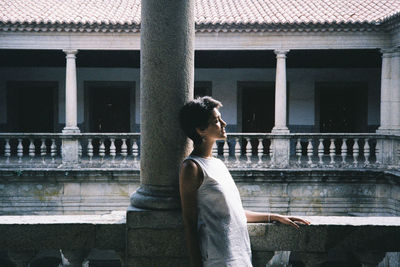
[248,216,400,252]
[130,0,194,210]
[126,208,186,259]
[126,257,189,267]
[0,212,126,251]
[0,168,399,216]
[0,169,139,215]
[0,214,398,266]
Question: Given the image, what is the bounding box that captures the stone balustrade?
[0,213,399,266]
[1,132,399,170]
[0,133,141,168]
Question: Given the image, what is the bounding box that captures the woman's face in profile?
[202,108,227,141]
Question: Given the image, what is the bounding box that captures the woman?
[179,96,310,267]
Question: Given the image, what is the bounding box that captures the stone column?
[129,0,194,210]
[376,48,399,165]
[271,49,290,167]
[63,50,79,133]
[62,49,80,165]
[377,49,393,133]
[127,0,194,265]
[272,49,290,133]
[390,49,400,133]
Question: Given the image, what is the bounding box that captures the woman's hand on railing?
[271,214,311,229]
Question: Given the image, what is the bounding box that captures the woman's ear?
[195,127,205,137]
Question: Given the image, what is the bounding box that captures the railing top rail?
[1,132,400,139]
[226,133,385,138]
[0,133,141,138]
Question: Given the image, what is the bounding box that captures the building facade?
[1,1,400,266]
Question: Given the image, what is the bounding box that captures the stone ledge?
[249,216,400,252]
[0,211,126,251]
[0,213,398,266]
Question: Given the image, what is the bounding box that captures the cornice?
[0,21,386,34]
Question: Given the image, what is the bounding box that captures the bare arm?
[245,210,310,229]
[179,160,203,267]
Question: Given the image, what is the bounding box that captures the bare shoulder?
[180,159,203,189]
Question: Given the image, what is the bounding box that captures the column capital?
[274,49,290,57]
[381,47,400,57]
[63,49,78,57]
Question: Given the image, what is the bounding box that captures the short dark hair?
[179,96,222,145]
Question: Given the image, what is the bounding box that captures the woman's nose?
[221,119,227,126]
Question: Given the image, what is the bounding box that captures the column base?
[126,207,188,266]
[376,127,400,135]
[271,127,290,134]
[62,126,81,134]
[130,184,181,210]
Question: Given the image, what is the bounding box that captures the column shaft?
[391,50,400,132]
[63,49,79,133]
[273,50,289,133]
[130,0,194,209]
[379,50,392,131]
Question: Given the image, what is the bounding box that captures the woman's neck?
[191,140,214,158]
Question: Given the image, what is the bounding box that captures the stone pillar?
[390,49,400,133]
[63,49,79,133]
[62,50,80,165]
[127,0,194,265]
[273,49,290,133]
[129,0,194,210]
[271,49,290,167]
[376,48,399,166]
[378,49,393,132]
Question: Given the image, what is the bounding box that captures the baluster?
[121,138,128,163]
[51,138,57,163]
[375,139,381,165]
[40,138,46,164]
[110,138,116,163]
[353,138,359,165]
[296,138,302,165]
[87,138,93,163]
[78,140,82,159]
[329,139,336,165]
[318,139,324,165]
[364,138,370,165]
[397,141,400,166]
[29,139,35,162]
[99,139,105,162]
[212,141,218,157]
[235,138,241,164]
[341,138,347,164]
[307,139,313,166]
[223,139,229,163]
[17,139,23,163]
[5,138,11,164]
[257,138,264,165]
[245,137,252,164]
[269,141,274,167]
[132,138,139,162]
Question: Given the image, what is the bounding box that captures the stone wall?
[0,169,398,216]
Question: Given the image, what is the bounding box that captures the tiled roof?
[1,0,400,33]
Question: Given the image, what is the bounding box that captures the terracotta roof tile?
[1,0,399,32]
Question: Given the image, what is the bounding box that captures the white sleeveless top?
[185,155,252,267]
